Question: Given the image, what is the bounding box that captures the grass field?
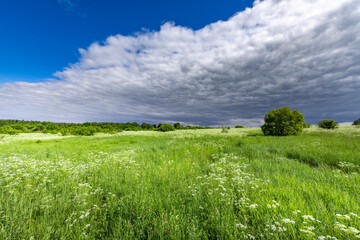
[0,127,359,239]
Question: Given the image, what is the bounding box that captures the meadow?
[0,127,359,239]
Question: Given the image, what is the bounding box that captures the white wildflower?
[249,204,258,209]
[348,227,360,234]
[247,234,255,239]
[236,223,247,229]
[303,215,315,221]
[300,229,315,235]
[282,218,295,224]
[349,212,358,217]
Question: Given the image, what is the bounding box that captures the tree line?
[0,119,214,136]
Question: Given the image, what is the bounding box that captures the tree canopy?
[261,107,304,136]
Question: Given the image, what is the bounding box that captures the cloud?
[339,122,353,126]
[1,0,360,126]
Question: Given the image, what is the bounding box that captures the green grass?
[0,127,359,239]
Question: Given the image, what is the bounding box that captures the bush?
[261,107,304,136]
[158,124,175,132]
[353,118,360,126]
[221,126,230,133]
[173,123,181,129]
[141,122,154,130]
[318,119,338,129]
[0,125,19,135]
[75,126,97,136]
[235,125,244,128]
[60,128,70,136]
[303,122,311,128]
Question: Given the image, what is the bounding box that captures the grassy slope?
[0,127,359,239]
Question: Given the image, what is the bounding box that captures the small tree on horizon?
[318,119,339,129]
[261,107,304,136]
[158,124,175,132]
[353,118,360,126]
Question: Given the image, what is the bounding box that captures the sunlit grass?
[0,126,359,239]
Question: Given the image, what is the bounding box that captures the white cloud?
[339,122,353,126]
[1,0,359,126]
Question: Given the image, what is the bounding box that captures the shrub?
[76,126,97,136]
[303,122,311,128]
[141,123,154,130]
[0,125,19,135]
[173,123,181,129]
[43,122,60,133]
[221,126,230,133]
[12,124,29,132]
[261,107,304,136]
[353,118,360,126]
[318,119,339,129]
[235,125,244,128]
[60,128,70,136]
[158,124,175,132]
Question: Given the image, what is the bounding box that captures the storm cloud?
[1,0,359,126]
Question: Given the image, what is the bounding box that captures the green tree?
[158,124,175,132]
[0,125,18,135]
[353,118,360,126]
[318,119,339,129]
[261,107,304,136]
[141,123,153,130]
[173,123,181,129]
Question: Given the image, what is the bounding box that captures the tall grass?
[0,127,359,239]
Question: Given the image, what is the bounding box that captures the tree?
[0,125,18,135]
[141,122,153,130]
[235,125,244,128]
[353,118,360,126]
[173,123,181,129]
[131,122,140,127]
[261,107,304,136]
[158,124,175,132]
[318,119,338,129]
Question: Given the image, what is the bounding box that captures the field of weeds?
[0,127,359,239]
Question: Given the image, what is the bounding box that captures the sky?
[0,0,359,126]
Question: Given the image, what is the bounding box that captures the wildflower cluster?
[0,149,140,238]
[190,153,268,206]
[338,161,360,173]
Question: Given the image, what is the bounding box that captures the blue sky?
[0,0,253,83]
[0,0,359,126]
